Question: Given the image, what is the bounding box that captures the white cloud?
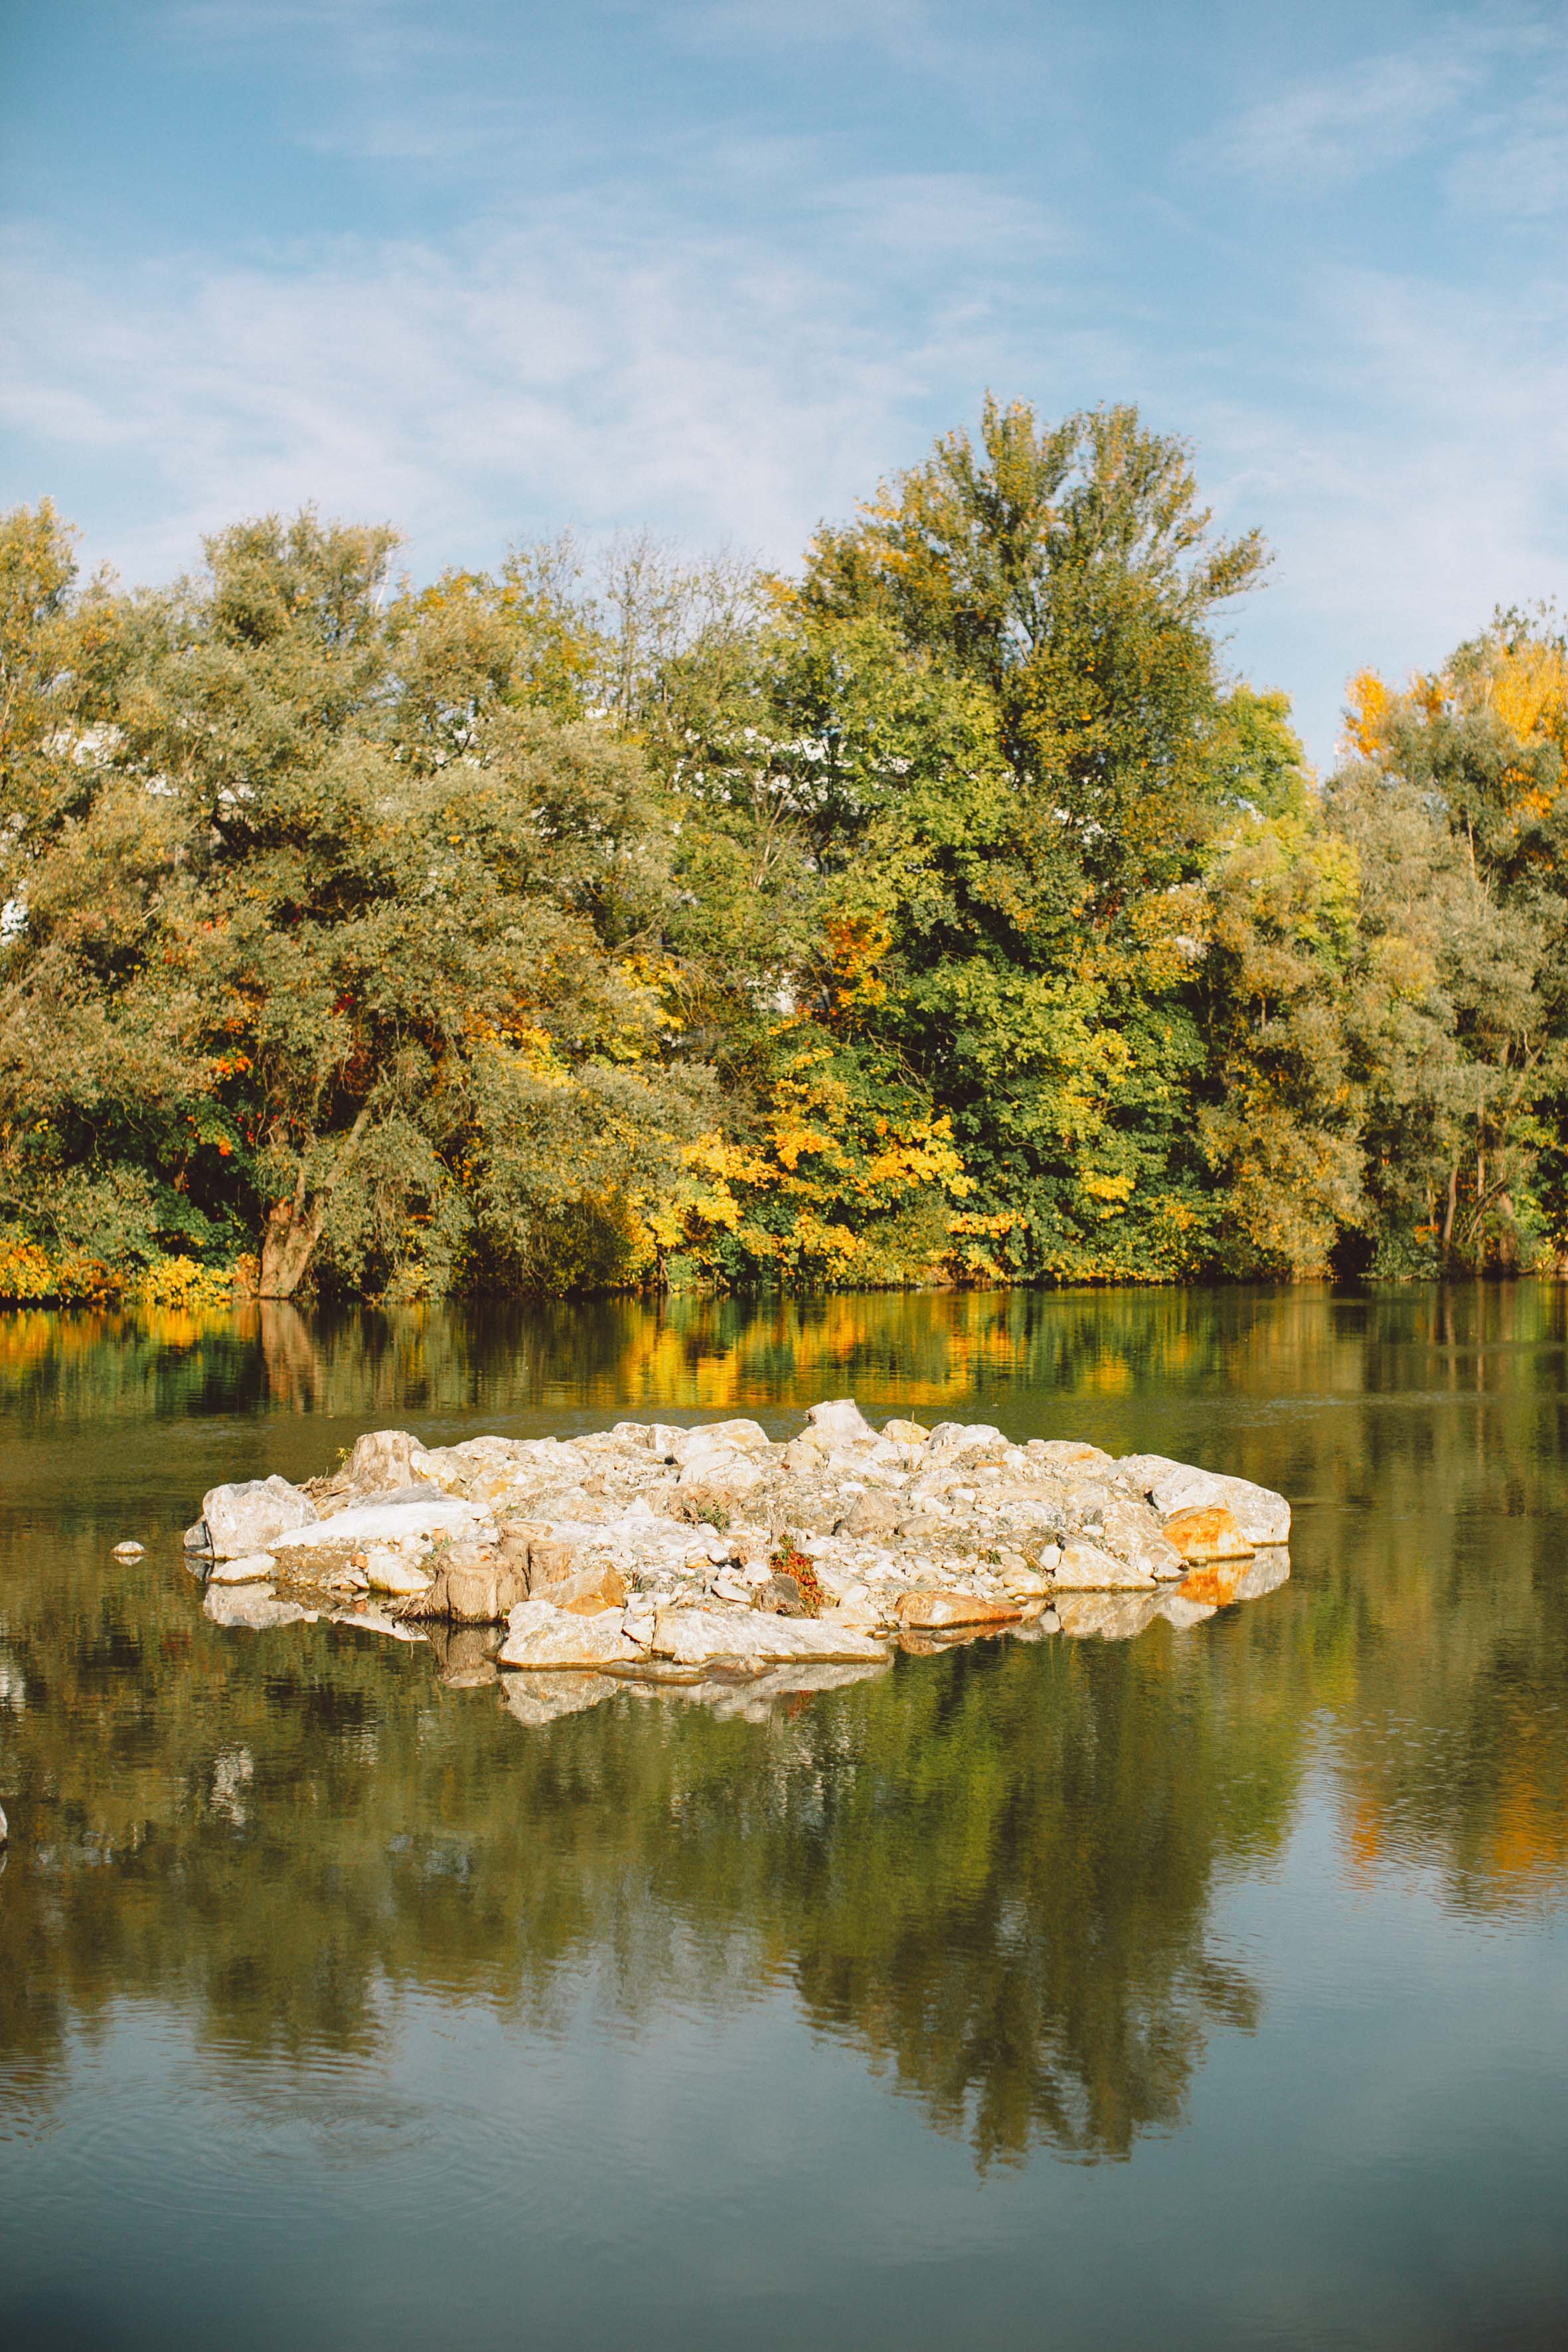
[1,163,1563,773]
[1204,39,1487,186]
[1191,6,1568,196]
[1446,67,1568,219]
[1198,259,1568,753]
[0,177,1056,588]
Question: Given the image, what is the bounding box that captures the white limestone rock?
[1117,1455,1291,1546]
[206,1552,281,1586]
[807,1398,878,1447]
[1051,1539,1157,1591]
[270,1492,489,1564]
[497,1600,643,1671]
[651,1604,888,1668]
[364,1550,433,1596]
[198,1475,318,1560]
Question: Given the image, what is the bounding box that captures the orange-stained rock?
[1161,1505,1253,1563]
[895,1590,1023,1630]
[553,1561,629,1615]
[1175,1559,1247,1608]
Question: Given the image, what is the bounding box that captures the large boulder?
[806,1399,877,1447]
[197,1476,318,1560]
[1117,1456,1291,1546]
[337,1429,422,1496]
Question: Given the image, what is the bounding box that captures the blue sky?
[2,0,1564,760]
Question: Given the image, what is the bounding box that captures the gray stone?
[201,1476,319,1560]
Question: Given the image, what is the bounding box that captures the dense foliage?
[3,400,1565,1300]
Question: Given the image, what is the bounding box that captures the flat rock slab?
[1052,1541,1156,1591]
[651,1605,889,1668]
[270,1494,489,1557]
[896,1591,1023,1630]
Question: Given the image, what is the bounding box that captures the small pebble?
[112,1541,146,1559]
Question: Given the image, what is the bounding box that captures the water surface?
[1,1286,1565,2349]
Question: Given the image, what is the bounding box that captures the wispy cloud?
[1202,33,1491,186]
[1199,258,1568,743]
[0,171,1058,586]
[1446,62,1568,218]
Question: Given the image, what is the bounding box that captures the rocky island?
[185,1400,1291,1720]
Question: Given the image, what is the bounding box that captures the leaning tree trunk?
[257,1110,371,1298]
[259,1187,327,1298]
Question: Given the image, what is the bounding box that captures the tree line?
[1,398,1565,1302]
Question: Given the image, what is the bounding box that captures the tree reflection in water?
[0,1279,1565,2168]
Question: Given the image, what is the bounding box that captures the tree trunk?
[257,1109,372,1298]
[259,1194,327,1298]
[1441,1162,1458,1262]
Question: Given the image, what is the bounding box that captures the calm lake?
[1,1284,1565,2349]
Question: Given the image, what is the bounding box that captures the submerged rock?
[203,1585,311,1631]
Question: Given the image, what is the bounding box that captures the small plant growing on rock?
[765,1537,824,1617]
